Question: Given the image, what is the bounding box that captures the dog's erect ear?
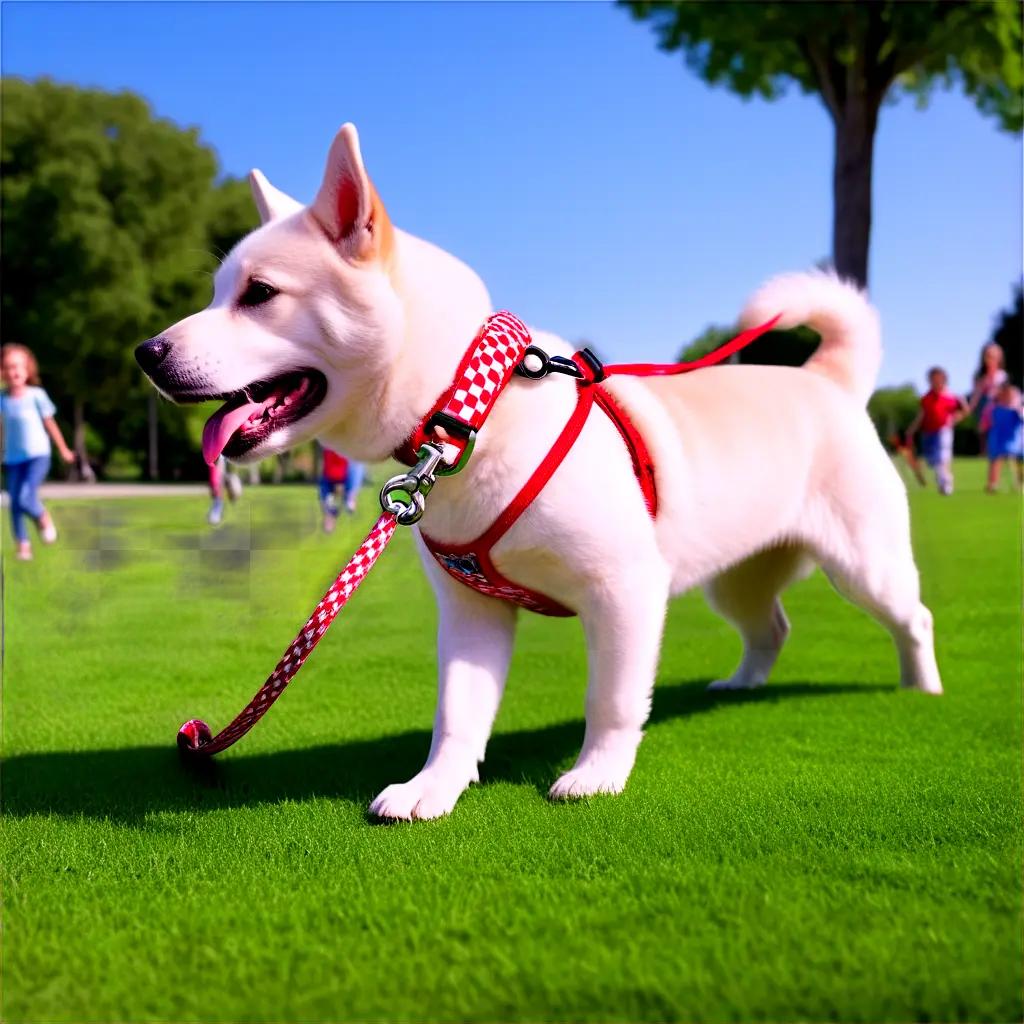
[248,170,303,224]
[310,123,392,262]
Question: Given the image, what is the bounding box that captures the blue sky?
[3,1,1020,390]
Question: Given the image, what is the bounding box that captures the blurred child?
[1,344,75,560]
[967,343,1008,443]
[985,382,1023,493]
[343,459,366,514]
[318,445,349,533]
[905,367,966,496]
[207,455,242,526]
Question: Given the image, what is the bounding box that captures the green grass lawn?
[2,459,1020,1023]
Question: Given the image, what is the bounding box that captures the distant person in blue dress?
[1,344,75,560]
[985,382,1023,494]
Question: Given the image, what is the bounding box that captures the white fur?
[144,124,943,822]
[742,269,882,404]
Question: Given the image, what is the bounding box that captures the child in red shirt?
[906,367,966,495]
[318,444,349,533]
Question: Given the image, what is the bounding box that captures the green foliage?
[0,77,259,478]
[899,1,1023,131]
[621,1,1022,130]
[207,176,261,261]
[678,323,734,363]
[868,384,920,441]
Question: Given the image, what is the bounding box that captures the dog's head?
[136,124,403,464]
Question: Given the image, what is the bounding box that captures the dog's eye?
[238,279,278,308]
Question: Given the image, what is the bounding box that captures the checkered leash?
[176,312,532,756]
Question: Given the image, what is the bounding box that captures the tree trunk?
[147,392,159,480]
[72,398,97,483]
[832,92,879,290]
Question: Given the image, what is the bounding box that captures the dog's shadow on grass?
[3,680,883,827]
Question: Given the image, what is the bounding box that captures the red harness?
[395,312,778,617]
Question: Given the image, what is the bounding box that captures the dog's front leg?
[549,561,669,801]
[369,570,516,821]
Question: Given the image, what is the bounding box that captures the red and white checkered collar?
[394,311,533,469]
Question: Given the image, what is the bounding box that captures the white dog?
[137,124,942,820]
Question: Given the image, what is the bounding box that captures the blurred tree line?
[1,77,258,480]
[681,281,1023,457]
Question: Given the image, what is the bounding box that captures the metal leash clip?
[380,442,447,526]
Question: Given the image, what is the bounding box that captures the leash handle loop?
[177,512,399,757]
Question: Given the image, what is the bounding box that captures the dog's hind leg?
[819,548,942,694]
[812,469,943,694]
[549,560,670,801]
[704,544,813,691]
[369,564,518,821]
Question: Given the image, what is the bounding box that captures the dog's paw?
[707,674,766,691]
[900,677,944,695]
[368,771,468,822]
[549,762,629,801]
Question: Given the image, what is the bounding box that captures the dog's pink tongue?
[202,401,264,466]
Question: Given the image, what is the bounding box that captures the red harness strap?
[405,315,779,617]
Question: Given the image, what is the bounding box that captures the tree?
[678,323,735,363]
[867,383,920,443]
[621,1,1023,287]
[1,78,257,478]
[206,176,261,265]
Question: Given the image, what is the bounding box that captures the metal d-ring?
[514,346,585,381]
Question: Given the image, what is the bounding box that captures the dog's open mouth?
[200,370,327,465]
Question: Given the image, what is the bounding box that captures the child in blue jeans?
[318,446,349,533]
[1,344,74,560]
[905,367,966,496]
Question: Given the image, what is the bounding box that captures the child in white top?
[1,344,74,560]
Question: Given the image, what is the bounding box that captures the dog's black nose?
[135,337,171,374]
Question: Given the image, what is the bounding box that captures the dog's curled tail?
[740,270,882,405]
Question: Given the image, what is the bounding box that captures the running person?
[905,366,966,496]
[967,343,1008,446]
[1,344,74,560]
[318,444,349,533]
